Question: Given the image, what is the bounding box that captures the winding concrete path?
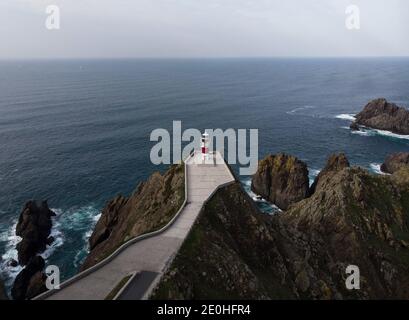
[39,151,234,300]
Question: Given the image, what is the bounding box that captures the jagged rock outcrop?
[16,200,56,265]
[152,182,296,299]
[310,153,350,194]
[381,152,409,174]
[81,164,185,270]
[11,256,46,300]
[251,153,309,210]
[350,122,360,131]
[153,155,409,300]
[350,98,409,135]
[0,278,8,300]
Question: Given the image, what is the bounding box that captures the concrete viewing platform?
[36,151,235,300]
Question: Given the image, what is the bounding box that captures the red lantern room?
[201,131,209,161]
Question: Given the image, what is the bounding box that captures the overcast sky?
[0,0,408,59]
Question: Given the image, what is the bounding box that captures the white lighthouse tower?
[201,131,210,162]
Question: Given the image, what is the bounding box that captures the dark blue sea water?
[1,58,408,290]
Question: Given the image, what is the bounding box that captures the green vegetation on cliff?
[152,159,409,300]
[82,164,185,270]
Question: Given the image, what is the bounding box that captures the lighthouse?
[201,131,209,162]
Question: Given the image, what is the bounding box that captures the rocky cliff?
[11,256,46,300]
[9,200,55,300]
[152,155,409,299]
[381,152,409,174]
[0,278,8,300]
[16,200,55,265]
[251,153,310,210]
[350,98,409,135]
[81,164,185,270]
[310,153,349,194]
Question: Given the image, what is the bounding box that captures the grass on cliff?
[94,164,186,265]
[345,170,409,267]
[105,274,132,300]
[124,163,184,235]
[152,183,298,300]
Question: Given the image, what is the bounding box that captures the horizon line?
[1,55,409,62]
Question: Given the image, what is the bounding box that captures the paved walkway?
[41,151,234,300]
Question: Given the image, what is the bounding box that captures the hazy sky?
[1,0,408,59]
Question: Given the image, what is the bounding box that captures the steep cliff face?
[152,159,409,299]
[152,182,297,299]
[16,200,56,266]
[251,154,310,210]
[381,152,409,174]
[81,164,185,270]
[0,278,8,300]
[11,256,46,300]
[9,200,54,300]
[310,153,350,194]
[351,98,409,135]
[281,167,409,299]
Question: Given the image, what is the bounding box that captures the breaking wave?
[0,220,23,290]
[341,126,409,141]
[372,129,409,141]
[335,114,356,121]
[0,205,100,294]
[369,163,389,175]
[286,105,317,116]
[309,169,321,186]
[240,178,281,215]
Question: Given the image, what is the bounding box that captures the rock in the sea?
[11,256,46,300]
[0,278,8,300]
[381,152,409,174]
[251,153,309,210]
[310,153,350,194]
[16,200,56,265]
[351,98,409,135]
[349,122,360,131]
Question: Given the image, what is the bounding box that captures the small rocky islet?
[8,201,55,300]
[350,98,409,135]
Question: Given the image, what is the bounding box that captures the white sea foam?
[308,169,321,186]
[339,118,409,140]
[286,105,316,115]
[335,114,356,121]
[240,178,281,215]
[343,126,409,140]
[373,129,409,140]
[0,220,23,289]
[41,209,64,260]
[369,163,389,175]
[0,205,101,293]
[0,210,65,290]
[350,129,376,137]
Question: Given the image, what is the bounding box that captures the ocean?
[1,58,408,290]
